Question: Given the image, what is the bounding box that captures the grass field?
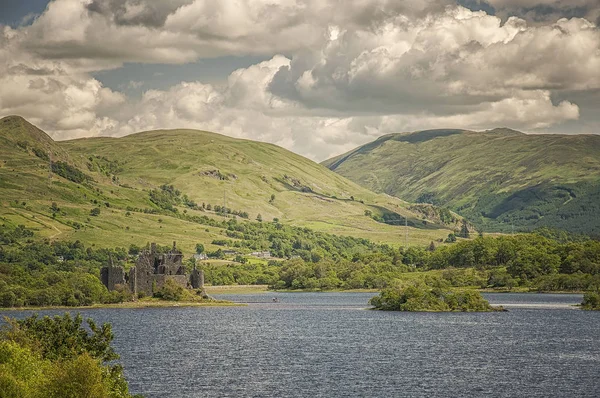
[0,116,458,255]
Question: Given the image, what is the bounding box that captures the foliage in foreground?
[0,313,141,398]
[369,279,501,312]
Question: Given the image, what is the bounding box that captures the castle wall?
[100,267,108,288]
[128,267,137,295]
[135,251,157,296]
[100,266,126,291]
[190,268,204,289]
[102,242,192,296]
[136,268,155,296]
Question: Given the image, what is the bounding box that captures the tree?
[256,214,263,222]
[235,255,248,264]
[7,313,118,362]
[128,244,141,256]
[582,290,600,310]
[195,243,205,254]
[1,313,138,397]
[270,194,276,203]
[89,207,100,216]
[209,248,224,259]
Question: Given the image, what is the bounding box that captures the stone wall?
[100,265,126,291]
[190,267,204,289]
[100,242,203,296]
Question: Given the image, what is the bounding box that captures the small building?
[250,251,272,258]
[193,253,208,261]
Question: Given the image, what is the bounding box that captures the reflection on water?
[2,292,599,398]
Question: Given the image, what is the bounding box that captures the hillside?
[323,128,600,236]
[0,116,456,254]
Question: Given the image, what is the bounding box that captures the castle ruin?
[101,242,204,296]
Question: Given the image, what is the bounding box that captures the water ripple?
[2,292,599,397]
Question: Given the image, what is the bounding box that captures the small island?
[369,280,503,312]
[581,291,600,310]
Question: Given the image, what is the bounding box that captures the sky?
[0,0,599,161]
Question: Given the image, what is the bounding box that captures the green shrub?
[581,291,600,310]
[153,279,187,301]
[0,313,138,397]
[369,280,500,312]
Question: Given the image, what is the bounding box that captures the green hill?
[0,116,456,254]
[323,128,600,236]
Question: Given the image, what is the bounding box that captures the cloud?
[86,55,578,160]
[8,0,459,67]
[0,26,125,140]
[270,9,600,115]
[483,0,600,24]
[0,71,125,140]
[86,0,194,28]
[0,0,599,161]
[124,80,144,90]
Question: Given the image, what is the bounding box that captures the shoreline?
[0,299,243,312]
[0,287,585,311]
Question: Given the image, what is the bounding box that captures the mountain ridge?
[0,116,458,252]
[323,128,600,235]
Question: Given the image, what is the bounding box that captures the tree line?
[2,219,600,309]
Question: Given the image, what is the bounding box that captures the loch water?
[2,293,599,397]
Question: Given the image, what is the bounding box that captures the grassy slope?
[0,116,454,254]
[323,128,600,235]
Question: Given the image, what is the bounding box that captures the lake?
[2,292,599,397]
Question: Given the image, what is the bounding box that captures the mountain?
[0,116,456,253]
[323,128,600,236]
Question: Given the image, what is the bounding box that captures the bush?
[0,313,138,397]
[153,279,187,301]
[582,290,600,310]
[50,161,92,184]
[369,280,500,312]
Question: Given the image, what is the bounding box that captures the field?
[0,116,456,256]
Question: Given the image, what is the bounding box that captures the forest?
[1,218,600,308]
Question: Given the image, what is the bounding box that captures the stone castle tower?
[100,242,204,296]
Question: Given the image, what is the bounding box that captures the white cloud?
[0,0,599,160]
[270,9,600,113]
